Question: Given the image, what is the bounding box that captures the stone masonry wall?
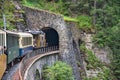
[25,53,59,80]
[23,6,81,80]
[66,22,86,76]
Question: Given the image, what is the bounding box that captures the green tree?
[0,0,15,30]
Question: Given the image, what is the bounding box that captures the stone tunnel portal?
[42,27,59,48]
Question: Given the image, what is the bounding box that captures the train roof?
[26,30,45,35]
[17,32,33,37]
[6,30,33,37]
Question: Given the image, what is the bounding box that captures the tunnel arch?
[41,27,59,48]
[24,7,81,79]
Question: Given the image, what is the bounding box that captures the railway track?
[12,46,59,80]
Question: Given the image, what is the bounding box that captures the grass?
[63,16,78,22]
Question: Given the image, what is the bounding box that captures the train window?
[0,35,1,45]
[3,34,5,46]
[22,37,32,47]
[7,35,18,48]
[0,33,4,54]
[0,34,2,46]
[0,34,5,46]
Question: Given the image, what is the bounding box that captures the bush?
[77,15,92,32]
[42,61,74,80]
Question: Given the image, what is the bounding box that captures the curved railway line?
[11,46,59,80]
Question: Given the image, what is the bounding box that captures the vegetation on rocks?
[21,0,94,32]
[80,43,115,80]
[80,43,102,69]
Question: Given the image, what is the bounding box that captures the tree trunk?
[93,0,96,26]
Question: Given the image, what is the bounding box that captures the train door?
[33,35,38,48]
[36,35,40,48]
[40,35,46,47]
[33,34,41,48]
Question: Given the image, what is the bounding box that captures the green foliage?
[98,66,115,80]
[22,0,69,15]
[85,49,102,69]
[80,43,87,54]
[93,28,110,48]
[93,26,120,48]
[83,66,115,80]
[22,0,95,32]
[63,16,78,22]
[80,43,102,70]
[111,54,120,80]
[84,77,99,80]
[93,26,120,79]
[77,15,93,32]
[80,43,114,80]
[43,61,74,80]
[0,0,16,30]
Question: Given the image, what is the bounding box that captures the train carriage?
[6,31,19,63]
[6,31,33,63]
[0,30,34,79]
[18,32,33,56]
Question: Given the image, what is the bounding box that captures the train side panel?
[19,46,33,56]
[7,34,19,64]
[19,33,33,57]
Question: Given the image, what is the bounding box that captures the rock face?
[13,1,26,31]
[66,22,86,76]
[82,33,110,64]
[81,32,111,78]
[23,7,81,80]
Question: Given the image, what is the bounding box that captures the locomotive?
[0,30,46,79]
[26,30,46,49]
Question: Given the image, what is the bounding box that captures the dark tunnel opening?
[42,27,59,48]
